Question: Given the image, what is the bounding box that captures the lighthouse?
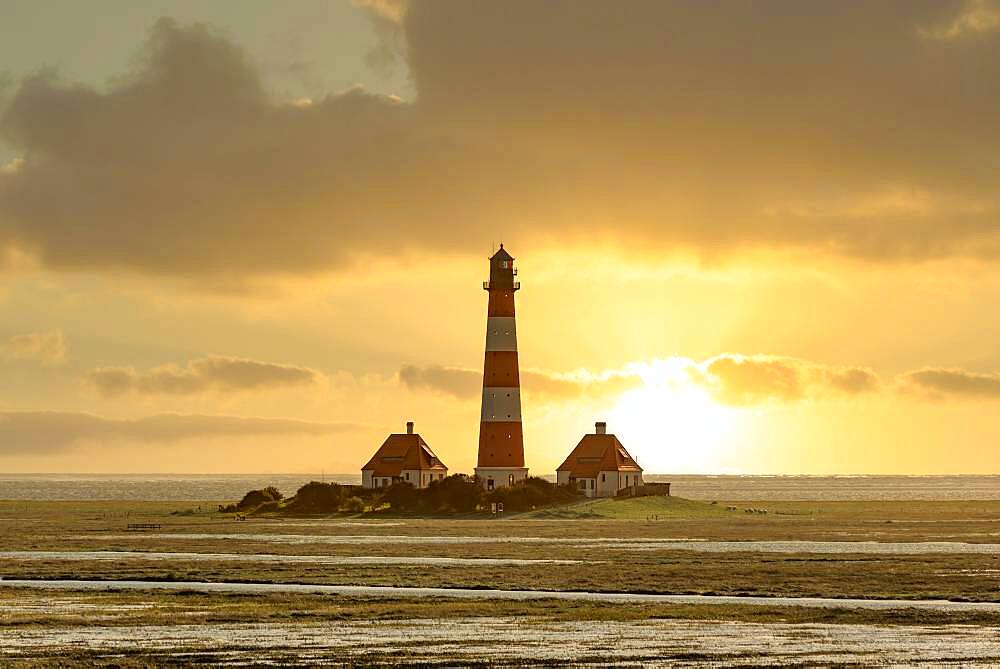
[475,244,529,490]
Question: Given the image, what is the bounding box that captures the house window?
[404,473,409,481]
[590,480,595,489]
[579,480,586,490]
[601,473,606,483]
[508,474,514,486]
[487,479,495,491]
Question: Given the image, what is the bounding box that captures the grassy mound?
[520,495,732,520]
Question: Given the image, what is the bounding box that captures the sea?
[1,474,1000,502]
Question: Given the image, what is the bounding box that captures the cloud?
[1,330,67,365]
[402,356,1000,407]
[0,411,356,455]
[86,355,322,397]
[398,364,479,398]
[1,7,1000,277]
[919,0,1000,40]
[398,364,641,400]
[0,157,23,175]
[899,368,1000,399]
[690,355,879,406]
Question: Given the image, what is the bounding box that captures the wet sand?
[82,532,1000,554]
[0,550,585,566]
[3,616,1000,665]
[5,578,1000,613]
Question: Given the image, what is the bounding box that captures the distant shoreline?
[3,474,1000,502]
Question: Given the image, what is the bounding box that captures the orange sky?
[2,1,1000,474]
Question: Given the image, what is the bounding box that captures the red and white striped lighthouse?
[475,244,529,490]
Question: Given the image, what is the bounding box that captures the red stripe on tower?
[475,244,529,490]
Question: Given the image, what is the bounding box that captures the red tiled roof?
[362,433,448,478]
[556,433,642,478]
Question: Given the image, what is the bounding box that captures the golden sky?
[2,1,1000,474]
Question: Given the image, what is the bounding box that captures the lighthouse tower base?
[474,466,529,491]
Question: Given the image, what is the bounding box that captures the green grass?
[520,495,735,519]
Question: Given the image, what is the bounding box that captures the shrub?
[381,482,420,512]
[284,481,345,513]
[235,486,283,512]
[487,477,579,512]
[261,485,284,501]
[250,499,280,514]
[342,496,365,513]
[423,475,484,513]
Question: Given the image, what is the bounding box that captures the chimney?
[406,421,414,435]
[595,421,607,435]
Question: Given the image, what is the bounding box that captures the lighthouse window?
[506,393,510,397]
[506,414,511,418]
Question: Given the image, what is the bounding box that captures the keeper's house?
[362,421,448,489]
[556,422,643,498]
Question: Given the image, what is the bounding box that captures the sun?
[608,359,741,473]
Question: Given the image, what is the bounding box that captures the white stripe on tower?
[485,317,517,351]
[480,388,522,421]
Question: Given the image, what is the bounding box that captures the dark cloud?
[2,5,1000,277]
[0,411,356,454]
[694,355,879,406]
[398,364,479,398]
[86,355,322,397]
[398,364,641,400]
[900,368,1000,399]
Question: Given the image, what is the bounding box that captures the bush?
[234,486,283,512]
[423,475,484,513]
[487,476,579,512]
[261,485,283,501]
[342,496,365,513]
[250,499,281,514]
[284,481,346,513]
[381,482,420,512]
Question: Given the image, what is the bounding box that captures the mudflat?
[2,496,1000,665]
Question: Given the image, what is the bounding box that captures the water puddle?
[3,579,1000,612]
[0,551,583,566]
[78,533,1000,554]
[612,539,1000,554]
[0,599,154,614]
[2,617,999,665]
